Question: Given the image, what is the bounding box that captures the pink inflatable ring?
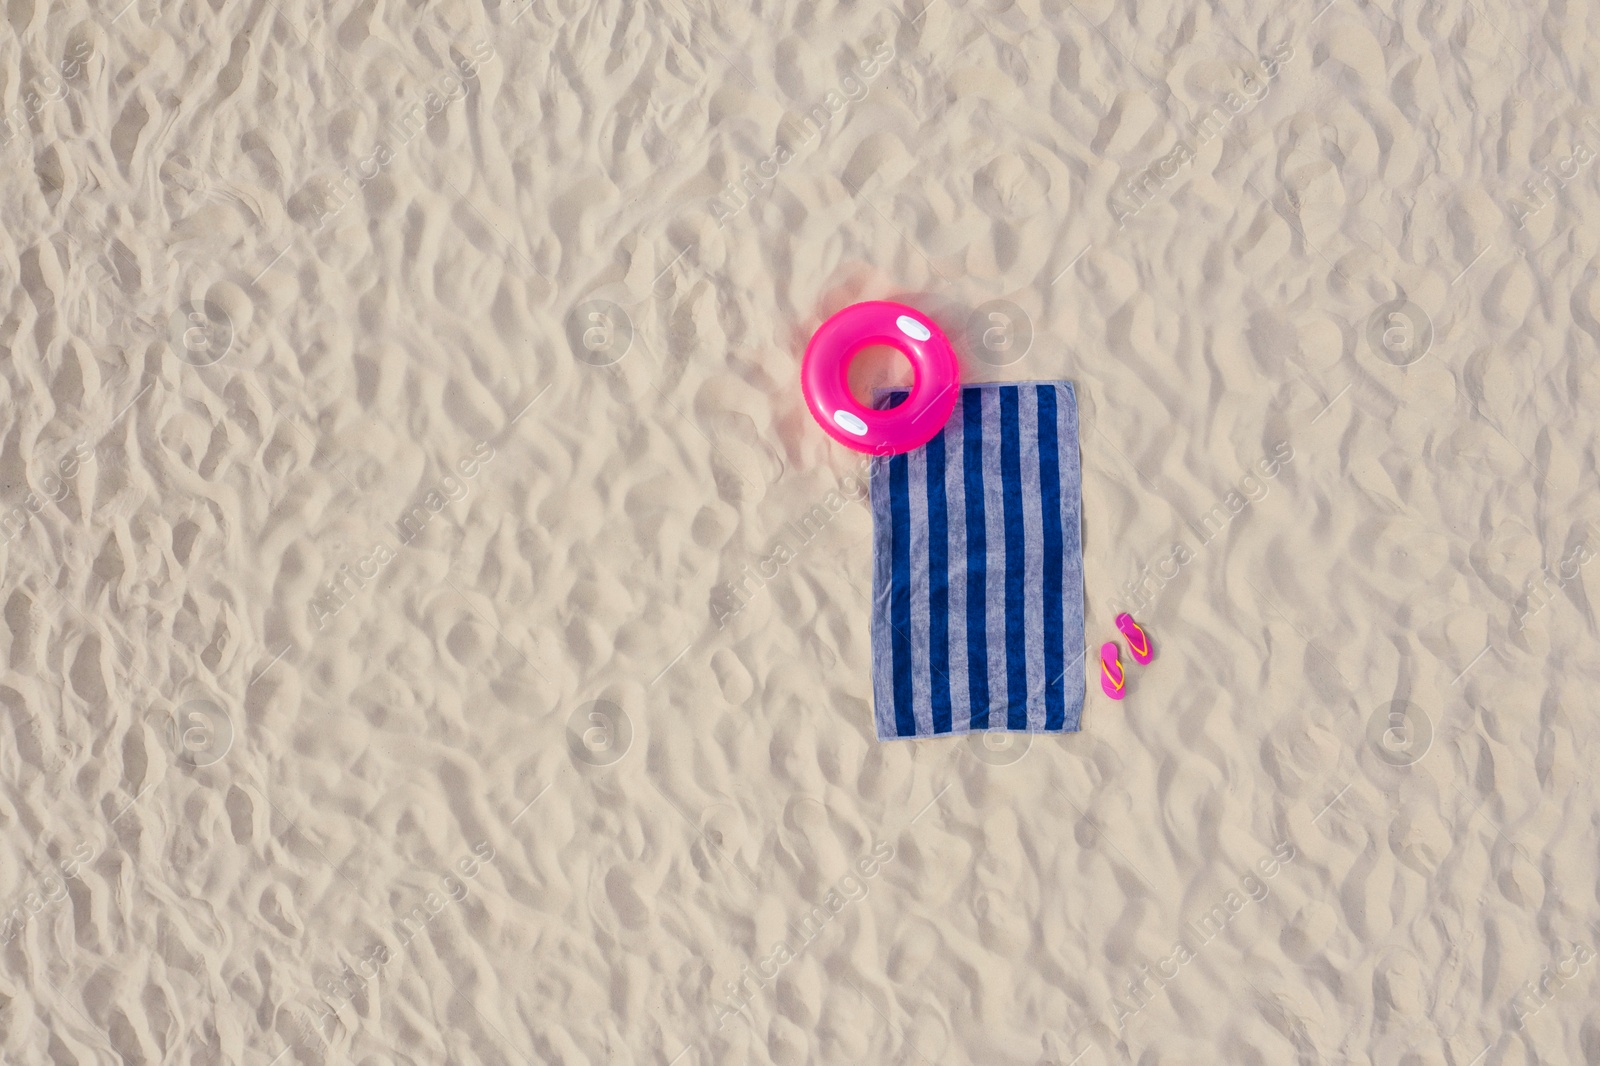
[801,301,960,455]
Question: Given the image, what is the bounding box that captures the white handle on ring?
[833,410,869,436]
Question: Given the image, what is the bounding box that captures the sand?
[2,0,1598,1062]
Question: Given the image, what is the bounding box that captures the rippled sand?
[2,0,1597,1062]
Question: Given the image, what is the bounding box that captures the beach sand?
[2,0,1598,1062]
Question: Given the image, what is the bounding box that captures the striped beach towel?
[870,382,1084,739]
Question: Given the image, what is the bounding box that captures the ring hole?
[847,344,914,408]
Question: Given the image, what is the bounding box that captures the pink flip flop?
[1100,642,1126,700]
[1115,613,1154,665]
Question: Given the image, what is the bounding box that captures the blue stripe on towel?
[871,382,1082,739]
[888,452,915,737]
[998,386,1029,731]
[1037,385,1066,730]
[961,389,990,730]
[926,428,953,734]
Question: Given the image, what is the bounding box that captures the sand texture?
[2,0,1599,1062]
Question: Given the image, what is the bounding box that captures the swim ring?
[801,301,960,455]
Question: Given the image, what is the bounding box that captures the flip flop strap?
[1101,659,1124,689]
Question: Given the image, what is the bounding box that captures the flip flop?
[1115,613,1154,665]
[1100,642,1126,700]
